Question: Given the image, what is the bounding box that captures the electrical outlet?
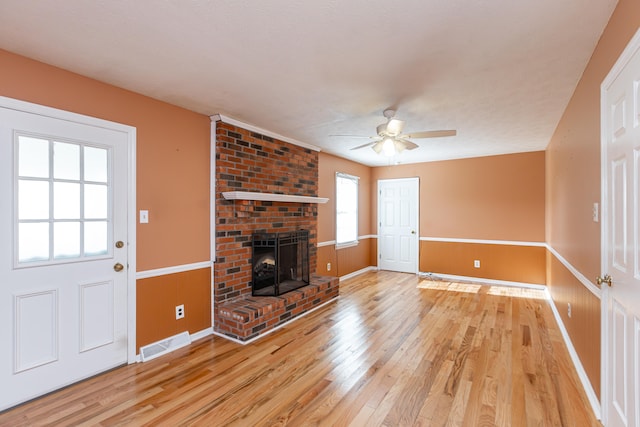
[474,260,480,268]
[176,304,185,319]
[567,303,572,318]
[327,262,331,271]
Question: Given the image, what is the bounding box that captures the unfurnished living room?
[0,1,639,426]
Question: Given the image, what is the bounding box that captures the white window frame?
[335,172,359,247]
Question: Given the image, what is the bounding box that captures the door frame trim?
[599,27,640,425]
[377,177,420,274]
[0,96,138,364]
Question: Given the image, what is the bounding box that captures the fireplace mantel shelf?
[222,191,329,204]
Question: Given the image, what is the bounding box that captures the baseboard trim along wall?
[418,272,546,289]
[545,289,601,419]
[340,266,377,281]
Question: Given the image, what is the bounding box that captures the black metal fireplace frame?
[251,230,310,297]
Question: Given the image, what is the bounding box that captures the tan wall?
[547,253,601,397]
[137,268,212,351]
[372,151,546,242]
[370,152,546,283]
[545,0,640,400]
[422,241,546,284]
[317,152,373,276]
[1,49,213,351]
[0,49,211,271]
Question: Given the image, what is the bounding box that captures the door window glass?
[15,134,111,266]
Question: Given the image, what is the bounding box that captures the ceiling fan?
[345,109,456,156]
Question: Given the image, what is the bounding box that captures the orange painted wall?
[422,241,546,284]
[136,268,212,351]
[317,152,373,276]
[0,49,213,351]
[372,151,546,242]
[0,49,211,271]
[545,0,640,400]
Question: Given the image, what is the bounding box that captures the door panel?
[602,30,640,427]
[0,102,130,411]
[378,178,418,274]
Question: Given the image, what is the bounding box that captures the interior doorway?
[377,177,419,274]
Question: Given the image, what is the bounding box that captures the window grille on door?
[14,133,112,267]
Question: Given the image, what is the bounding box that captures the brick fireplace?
[213,119,338,341]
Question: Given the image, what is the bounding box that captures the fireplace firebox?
[252,230,310,296]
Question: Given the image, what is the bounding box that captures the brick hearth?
[213,120,338,340]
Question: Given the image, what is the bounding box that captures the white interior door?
[601,29,640,427]
[0,98,133,411]
[378,178,419,274]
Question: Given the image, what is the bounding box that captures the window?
[336,172,358,246]
[15,133,111,266]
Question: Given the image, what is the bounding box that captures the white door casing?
[601,28,640,427]
[377,178,419,274]
[0,97,136,411]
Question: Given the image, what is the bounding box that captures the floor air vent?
[140,331,191,362]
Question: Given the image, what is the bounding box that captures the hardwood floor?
[0,271,600,426]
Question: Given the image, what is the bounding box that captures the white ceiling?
[0,1,618,166]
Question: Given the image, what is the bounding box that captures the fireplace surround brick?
[214,121,338,340]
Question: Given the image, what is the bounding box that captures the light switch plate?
[140,210,149,223]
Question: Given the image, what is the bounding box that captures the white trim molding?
[136,261,212,280]
[546,245,601,298]
[418,272,546,289]
[420,236,547,247]
[211,114,320,152]
[547,288,602,419]
[340,266,377,281]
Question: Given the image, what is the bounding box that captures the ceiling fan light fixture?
[382,138,396,156]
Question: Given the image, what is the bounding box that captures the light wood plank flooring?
[0,271,600,426]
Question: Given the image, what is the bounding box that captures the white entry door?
[0,98,133,411]
[378,178,419,274]
[601,29,640,427]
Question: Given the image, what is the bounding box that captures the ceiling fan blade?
[397,138,419,150]
[385,118,405,136]
[351,141,377,150]
[403,130,457,139]
[371,140,385,154]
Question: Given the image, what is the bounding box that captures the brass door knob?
[114,263,125,272]
[115,241,124,248]
[596,274,612,287]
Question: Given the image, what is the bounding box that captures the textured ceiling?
[0,1,618,166]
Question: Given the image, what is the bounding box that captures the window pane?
[53,141,80,180]
[18,136,49,178]
[53,182,80,219]
[85,221,108,256]
[19,222,49,262]
[54,222,80,259]
[85,184,108,219]
[19,180,49,220]
[84,146,108,183]
[336,174,358,244]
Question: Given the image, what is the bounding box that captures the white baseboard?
[546,291,601,420]
[419,272,546,290]
[339,266,377,281]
